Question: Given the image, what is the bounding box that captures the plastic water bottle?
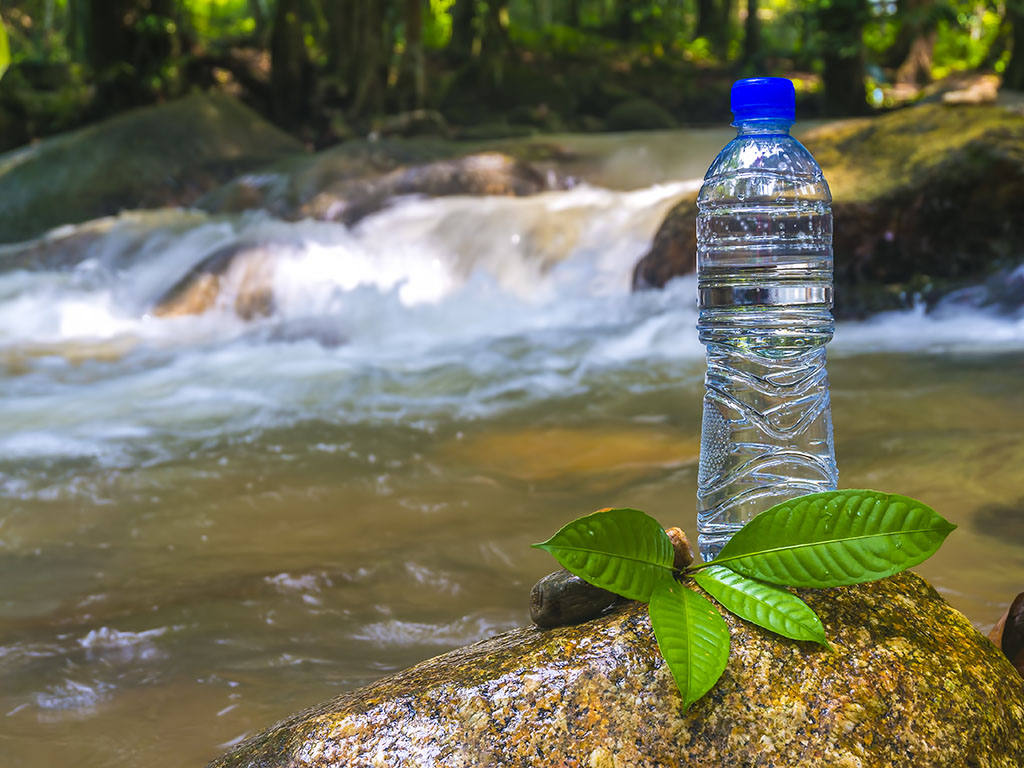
[696,78,838,561]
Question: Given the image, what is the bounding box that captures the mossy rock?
[632,103,1024,317]
[0,92,303,244]
[209,571,1024,768]
[605,98,677,131]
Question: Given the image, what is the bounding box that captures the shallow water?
[1,140,1023,767]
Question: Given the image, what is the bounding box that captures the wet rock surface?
[990,592,1024,678]
[153,242,278,319]
[209,571,1024,768]
[632,102,1024,318]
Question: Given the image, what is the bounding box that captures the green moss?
[802,103,1024,203]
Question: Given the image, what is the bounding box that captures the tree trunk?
[399,0,425,109]
[566,0,582,27]
[535,0,553,27]
[743,0,760,66]
[894,0,937,86]
[270,0,307,127]
[248,0,269,44]
[616,0,635,41]
[324,0,397,117]
[349,0,391,117]
[896,30,936,85]
[451,0,477,58]
[325,1,352,80]
[479,0,512,80]
[696,0,717,40]
[66,0,87,62]
[715,0,734,58]
[1004,0,1024,90]
[819,0,869,115]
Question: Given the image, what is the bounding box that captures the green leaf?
[692,565,826,645]
[0,21,9,82]
[648,579,731,711]
[710,489,956,588]
[533,508,674,602]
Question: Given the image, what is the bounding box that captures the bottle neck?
[733,118,793,136]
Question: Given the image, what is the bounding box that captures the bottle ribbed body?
[696,122,838,561]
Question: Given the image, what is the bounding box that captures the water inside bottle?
[696,123,838,560]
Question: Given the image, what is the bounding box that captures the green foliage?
[425,0,458,49]
[649,578,731,710]
[0,20,9,82]
[0,0,1013,147]
[533,508,675,602]
[710,490,956,588]
[182,0,256,40]
[535,489,953,710]
[932,5,1005,79]
[692,565,826,645]
[863,10,899,57]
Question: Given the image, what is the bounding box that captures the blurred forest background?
[0,0,1021,150]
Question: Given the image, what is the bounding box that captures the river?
[1,129,1023,767]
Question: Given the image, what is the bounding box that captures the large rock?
[632,102,1024,317]
[0,93,302,244]
[195,139,458,220]
[199,142,564,226]
[209,571,1024,767]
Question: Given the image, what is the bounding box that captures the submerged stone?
[209,571,1024,767]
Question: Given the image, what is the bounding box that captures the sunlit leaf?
[0,21,10,82]
[710,490,955,588]
[533,508,674,602]
[648,579,730,711]
[692,565,826,645]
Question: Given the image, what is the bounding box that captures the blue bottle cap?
[730,78,796,123]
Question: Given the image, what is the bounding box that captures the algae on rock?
[209,571,1024,768]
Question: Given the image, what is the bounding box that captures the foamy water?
[0,183,1021,476]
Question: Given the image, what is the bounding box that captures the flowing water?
[1,130,1024,767]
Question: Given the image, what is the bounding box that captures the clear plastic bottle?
[696,78,838,561]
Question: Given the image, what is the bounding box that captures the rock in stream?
[632,101,1024,318]
[209,571,1024,767]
